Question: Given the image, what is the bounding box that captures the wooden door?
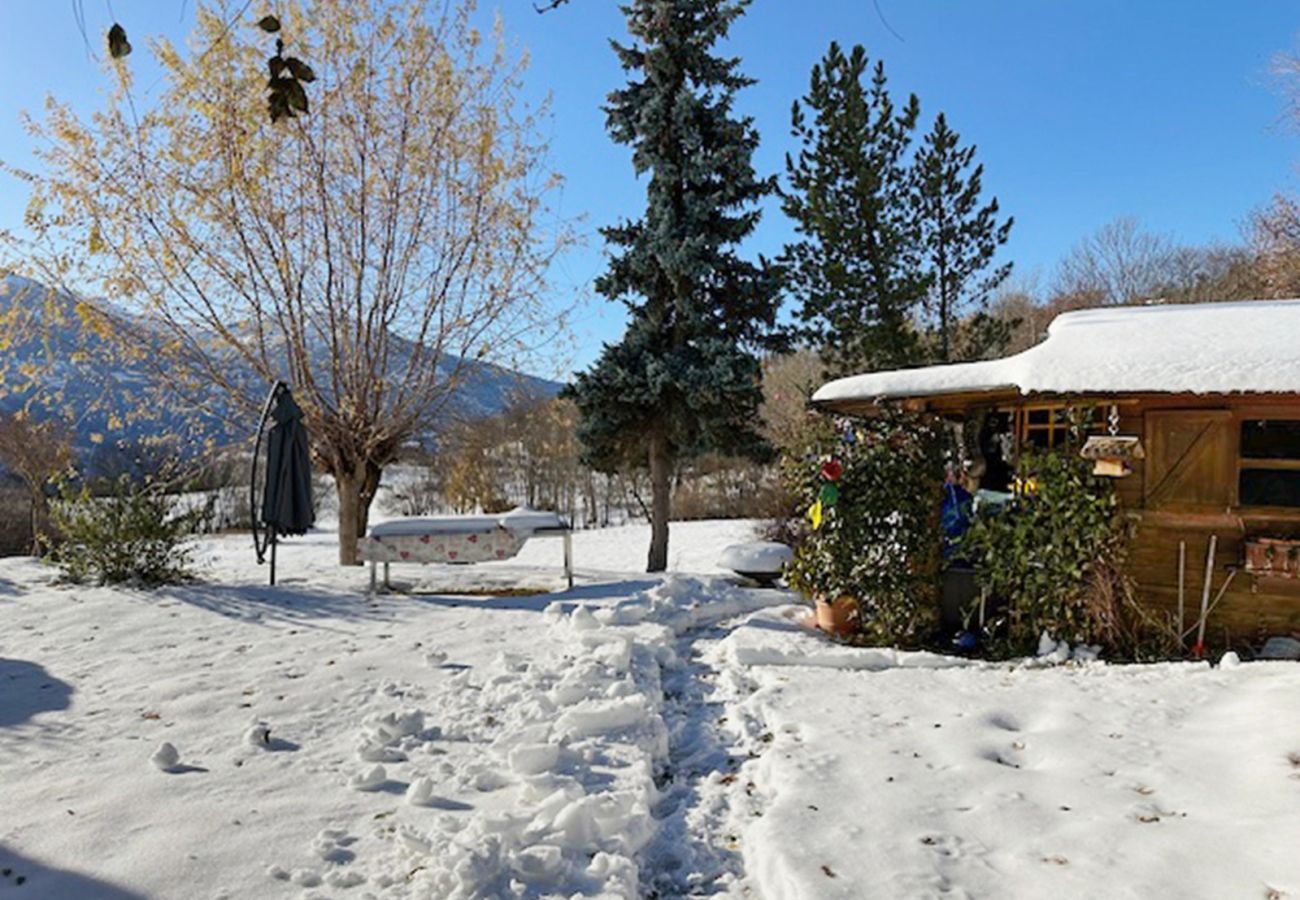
[1144,410,1234,511]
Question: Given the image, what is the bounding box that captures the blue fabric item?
[941,482,973,561]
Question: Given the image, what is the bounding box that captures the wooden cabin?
[811,300,1300,651]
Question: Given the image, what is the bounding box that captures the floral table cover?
[359,527,525,564]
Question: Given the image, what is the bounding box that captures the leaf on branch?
[286,79,309,113]
[268,91,293,123]
[107,23,132,59]
[257,15,282,33]
[285,57,315,83]
[268,57,287,79]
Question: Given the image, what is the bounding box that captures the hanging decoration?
[808,498,824,530]
[1079,404,1144,478]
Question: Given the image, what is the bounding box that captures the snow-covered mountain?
[0,274,562,458]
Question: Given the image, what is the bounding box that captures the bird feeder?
[1079,435,1145,477]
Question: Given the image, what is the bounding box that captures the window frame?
[1236,414,1300,512]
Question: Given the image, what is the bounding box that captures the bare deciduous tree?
[0,411,74,555]
[3,0,568,564]
[1053,216,1179,306]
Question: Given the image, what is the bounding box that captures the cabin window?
[1238,419,1300,509]
[1010,405,1099,450]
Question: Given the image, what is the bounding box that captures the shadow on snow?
[0,845,148,899]
[0,658,72,728]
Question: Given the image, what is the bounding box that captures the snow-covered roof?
[812,299,1300,409]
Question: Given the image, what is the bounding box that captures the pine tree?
[913,112,1014,362]
[566,0,782,572]
[781,43,926,378]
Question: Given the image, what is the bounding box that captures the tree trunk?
[647,434,671,572]
[28,490,48,557]
[357,460,382,539]
[337,469,363,566]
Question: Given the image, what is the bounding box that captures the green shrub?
[784,408,947,646]
[960,448,1174,659]
[49,476,208,586]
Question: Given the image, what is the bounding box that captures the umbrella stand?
[269,525,278,586]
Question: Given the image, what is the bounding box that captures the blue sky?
[2,1,1298,378]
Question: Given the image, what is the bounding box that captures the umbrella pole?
[269,527,278,586]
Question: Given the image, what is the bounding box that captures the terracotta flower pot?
[815,595,857,637]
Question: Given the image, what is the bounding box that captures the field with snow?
[3,518,1299,899]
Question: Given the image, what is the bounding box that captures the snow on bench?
[360,508,572,593]
[717,541,792,586]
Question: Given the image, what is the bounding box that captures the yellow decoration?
[808,498,824,530]
[1013,476,1039,496]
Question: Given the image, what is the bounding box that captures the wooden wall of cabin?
[1112,395,1300,650]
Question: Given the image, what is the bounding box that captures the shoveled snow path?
[639,619,756,898]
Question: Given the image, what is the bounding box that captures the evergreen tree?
[781,43,926,377]
[566,0,782,572]
[913,112,1014,362]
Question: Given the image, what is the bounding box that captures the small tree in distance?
[4,0,568,565]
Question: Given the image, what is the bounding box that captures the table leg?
[383,561,391,591]
[369,560,377,596]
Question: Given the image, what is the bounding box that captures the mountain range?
[0,274,563,461]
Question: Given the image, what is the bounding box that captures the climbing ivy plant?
[785,408,947,646]
[959,448,1161,657]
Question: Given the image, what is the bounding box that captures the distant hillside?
[0,275,562,460]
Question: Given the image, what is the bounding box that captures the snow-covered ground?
[2,519,1299,899]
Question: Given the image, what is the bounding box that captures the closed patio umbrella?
[252,382,314,584]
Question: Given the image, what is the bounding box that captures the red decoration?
[820,459,843,482]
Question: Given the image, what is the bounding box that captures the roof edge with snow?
[812,299,1300,411]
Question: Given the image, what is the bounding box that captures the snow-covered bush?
[784,408,947,646]
[49,476,207,586]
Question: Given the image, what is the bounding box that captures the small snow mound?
[1220,651,1242,669]
[406,775,435,806]
[150,741,180,772]
[370,709,425,741]
[1034,632,1100,665]
[244,722,272,748]
[508,743,561,776]
[349,764,388,792]
[289,868,322,887]
[424,649,448,667]
[325,869,366,888]
[569,605,601,632]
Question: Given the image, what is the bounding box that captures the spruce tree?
[781,43,926,377]
[567,0,781,572]
[913,112,1014,362]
